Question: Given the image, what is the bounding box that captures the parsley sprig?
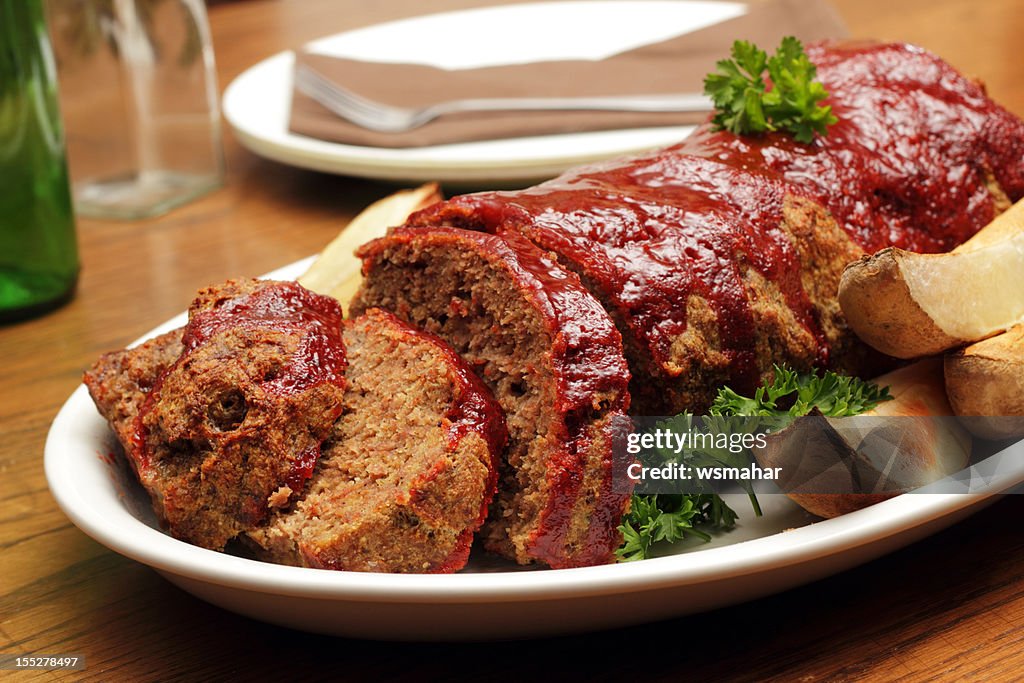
[703,36,838,143]
[616,366,890,561]
[618,493,737,562]
[712,364,891,423]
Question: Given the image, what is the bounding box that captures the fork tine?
[295,64,393,128]
[302,68,380,115]
[296,63,395,117]
[297,68,348,109]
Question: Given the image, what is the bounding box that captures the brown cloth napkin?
[289,0,847,148]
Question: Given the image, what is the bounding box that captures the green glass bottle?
[0,0,79,322]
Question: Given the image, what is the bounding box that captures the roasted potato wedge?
[945,324,1024,440]
[838,199,1024,359]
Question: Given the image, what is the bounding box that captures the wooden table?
[3,0,1023,679]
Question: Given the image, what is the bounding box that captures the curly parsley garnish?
[712,364,891,422]
[616,366,890,561]
[617,493,737,562]
[703,36,838,143]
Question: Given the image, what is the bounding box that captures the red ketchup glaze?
[132,281,348,495]
[181,281,348,397]
[406,42,1024,402]
[680,42,1024,253]
[283,445,320,495]
[357,228,632,568]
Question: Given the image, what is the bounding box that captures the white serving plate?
[45,258,1024,641]
[220,1,751,184]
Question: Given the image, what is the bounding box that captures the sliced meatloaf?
[351,227,632,568]
[402,41,1024,414]
[85,283,504,573]
[246,308,505,573]
[411,156,867,413]
[87,279,349,550]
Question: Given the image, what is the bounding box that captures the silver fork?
[294,62,712,133]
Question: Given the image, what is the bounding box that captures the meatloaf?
[85,281,505,573]
[401,41,1024,414]
[246,307,505,573]
[89,279,350,550]
[351,228,632,568]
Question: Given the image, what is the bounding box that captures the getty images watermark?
[611,414,1024,496]
[623,425,781,484]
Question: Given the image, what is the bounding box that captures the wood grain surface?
[2,1,1023,680]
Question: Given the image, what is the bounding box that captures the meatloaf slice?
[87,279,349,550]
[351,227,632,568]
[246,308,505,573]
